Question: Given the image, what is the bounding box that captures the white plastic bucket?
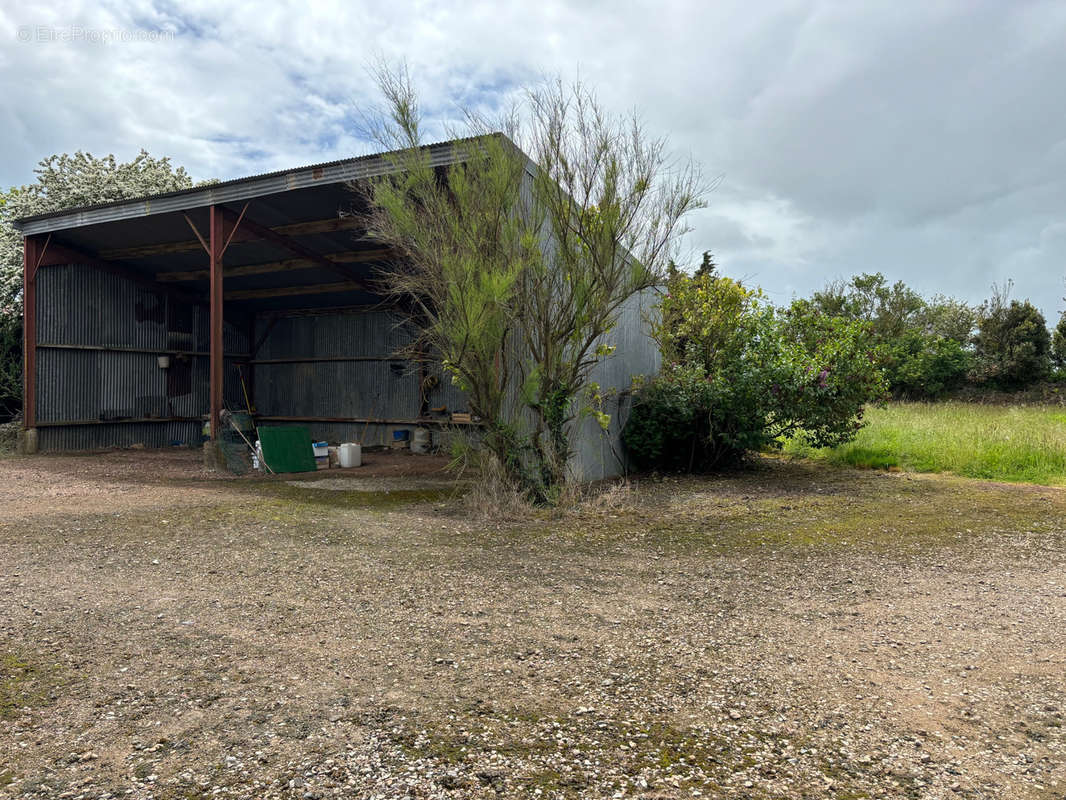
[339,442,362,468]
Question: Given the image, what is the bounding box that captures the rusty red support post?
[209,205,225,440]
[22,236,38,430]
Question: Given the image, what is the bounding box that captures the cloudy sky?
[2,0,1065,319]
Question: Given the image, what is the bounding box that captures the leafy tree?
[807,273,976,398]
[361,65,704,502]
[916,294,977,343]
[1,150,202,317]
[0,150,206,420]
[886,331,971,397]
[0,315,20,420]
[1052,311,1066,371]
[972,283,1051,387]
[694,251,717,277]
[624,271,885,471]
[811,272,925,341]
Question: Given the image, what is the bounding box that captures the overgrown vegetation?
[361,63,703,503]
[782,401,1066,485]
[623,264,886,471]
[0,151,209,422]
[0,314,19,421]
[799,272,1063,398]
[972,282,1052,387]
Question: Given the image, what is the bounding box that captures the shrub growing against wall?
[623,272,886,472]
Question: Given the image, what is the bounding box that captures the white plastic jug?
[339,442,362,468]
[411,428,431,454]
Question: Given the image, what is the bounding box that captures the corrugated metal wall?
[567,289,661,481]
[34,264,248,451]
[253,310,469,446]
[33,265,659,478]
[38,421,203,452]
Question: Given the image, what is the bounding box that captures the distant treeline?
[795,273,1066,399]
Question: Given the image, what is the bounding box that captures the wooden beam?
[216,207,371,290]
[183,213,210,255]
[34,416,206,428]
[100,215,365,260]
[251,315,279,358]
[224,281,367,301]
[250,355,410,364]
[254,416,478,426]
[254,302,395,319]
[37,343,247,358]
[156,248,392,282]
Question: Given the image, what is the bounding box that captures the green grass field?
[782,401,1066,485]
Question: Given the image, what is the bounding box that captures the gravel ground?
[1,451,1064,799]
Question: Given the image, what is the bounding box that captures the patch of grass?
[0,652,59,719]
[782,402,1066,485]
[547,461,1066,561]
[227,478,464,514]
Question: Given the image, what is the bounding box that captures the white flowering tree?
[0,150,208,419]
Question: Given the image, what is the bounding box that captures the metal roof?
[14,134,507,236]
[15,132,542,313]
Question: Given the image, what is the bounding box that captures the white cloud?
[2,0,1065,319]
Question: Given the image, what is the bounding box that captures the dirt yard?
[1,450,1064,799]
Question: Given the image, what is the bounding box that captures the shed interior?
[19,167,469,453]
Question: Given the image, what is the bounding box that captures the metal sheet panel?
[36,264,167,349]
[33,263,250,438]
[36,348,168,423]
[16,136,504,235]
[256,361,421,419]
[567,289,662,481]
[37,422,201,452]
[256,310,413,360]
[254,310,433,421]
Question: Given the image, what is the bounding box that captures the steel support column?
[209,205,225,440]
[22,236,39,429]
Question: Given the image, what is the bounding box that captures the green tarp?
[258,425,316,473]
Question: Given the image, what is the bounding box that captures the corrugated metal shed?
[18,135,656,480]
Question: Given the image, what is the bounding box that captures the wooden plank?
[250,355,409,365]
[218,207,371,290]
[36,343,247,358]
[156,248,392,282]
[224,281,366,301]
[35,417,204,428]
[254,416,477,426]
[100,215,365,260]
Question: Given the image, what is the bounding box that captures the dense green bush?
[972,290,1050,387]
[623,273,886,471]
[1052,312,1066,370]
[884,332,971,398]
[801,273,978,398]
